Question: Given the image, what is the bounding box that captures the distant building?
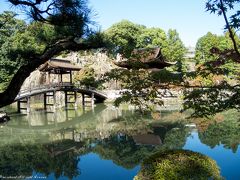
[185,46,195,59]
[184,46,196,72]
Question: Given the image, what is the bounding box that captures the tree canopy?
[104,20,186,63]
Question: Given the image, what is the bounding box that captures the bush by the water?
[134,149,221,180]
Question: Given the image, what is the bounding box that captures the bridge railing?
[17,83,72,96]
[74,83,108,97]
[17,82,107,98]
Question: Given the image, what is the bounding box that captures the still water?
[0,104,240,180]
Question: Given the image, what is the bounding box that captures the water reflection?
[0,105,191,179]
[198,111,240,153]
[0,106,240,179]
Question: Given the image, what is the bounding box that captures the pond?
[0,104,240,180]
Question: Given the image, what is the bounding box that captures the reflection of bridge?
[15,83,107,113]
[7,104,107,132]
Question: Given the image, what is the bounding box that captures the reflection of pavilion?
[133,134,162,145]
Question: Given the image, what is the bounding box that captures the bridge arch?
[15,83,107,113]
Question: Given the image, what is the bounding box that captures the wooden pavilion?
[38,58,81,84]
[114,47,175,70]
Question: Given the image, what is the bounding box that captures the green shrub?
[134,149,222,180]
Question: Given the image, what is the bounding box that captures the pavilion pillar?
[70,70,72,84]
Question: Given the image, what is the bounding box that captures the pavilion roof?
[39,59,81,73]
[114,47,175,70]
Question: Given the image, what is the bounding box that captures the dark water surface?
[0,104,240,180]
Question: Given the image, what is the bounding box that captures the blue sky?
[0,0,226,47]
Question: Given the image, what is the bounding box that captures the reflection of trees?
[164,126,190,149]
[92,125,190,169]
[198,115,240,153]
[93,135,158,169]
[0,140,87,179]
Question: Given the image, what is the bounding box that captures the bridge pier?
[65,91,78,110]
[17,97,30,114]
[44,91,56,112]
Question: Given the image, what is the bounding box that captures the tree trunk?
[219,0,240,57]
[0,39,102,108]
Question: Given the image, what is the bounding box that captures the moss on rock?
[134,149,222,180]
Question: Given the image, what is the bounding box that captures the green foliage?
[104,69,164,112]
[74,67,100,88]
[135,149,222,180]
[0,14,55,91]
[162,29,186,64]
[151,69,183,84]
[104,20,144,56]
[195,32,235,65]
[0,11,27,91]
[137,27,167,48]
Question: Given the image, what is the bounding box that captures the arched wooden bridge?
[15,83,108,113]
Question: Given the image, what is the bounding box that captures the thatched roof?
[39,59,81,74]
[114,47,175,70]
